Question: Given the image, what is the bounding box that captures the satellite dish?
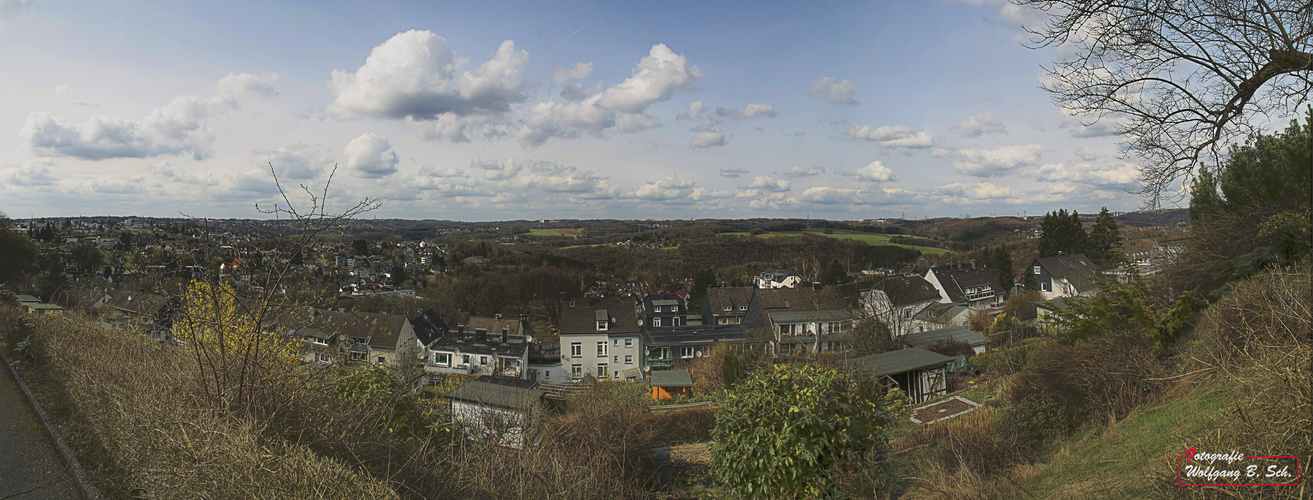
[643,365,651,372]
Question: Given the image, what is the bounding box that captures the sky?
[1,0,1165,221]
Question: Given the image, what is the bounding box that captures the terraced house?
[559,297,643,382]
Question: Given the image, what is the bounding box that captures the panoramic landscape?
[0,1,1309,498]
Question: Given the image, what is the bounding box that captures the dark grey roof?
[901,326,990,349]
[640,324,746,346]
[446,378,544,411]
[843,347,953,377]
[1035,298,1072,313]
[870,275,941,306]
[1033,253,1100,293]
[650,369,694,387]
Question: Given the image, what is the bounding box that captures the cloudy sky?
[2,0,1161,221]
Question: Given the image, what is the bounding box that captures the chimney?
[970,259,976,269]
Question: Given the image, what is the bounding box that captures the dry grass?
[2,307,396,499]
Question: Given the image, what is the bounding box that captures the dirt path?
[0,364,81,499]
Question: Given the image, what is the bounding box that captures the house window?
[613,355,618,363]
[597,364,608,377]
[350,351,365,361]
[680,346,694,358]
[739,305,747,311]
[723,305,731,311]
[480,356,488,365]
[571,364,583,377]
[570,342,582,357]
[461,354,471,365]
[318,353,331,363]
[434,353,450,365]
[597,320,608,330]
[1041,281,1051,292]
[625,355,633,364]
[654,305,662,312]
[653,317,661,327]
[624,338,633,348]
[1033,265,1041,275]
[903,308,912,318]
[597,341,608,356]
[377,356,385,364]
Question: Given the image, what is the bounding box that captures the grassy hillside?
[723,229,953,255]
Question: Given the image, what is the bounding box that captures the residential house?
[900,326,991,355]
[741,286,857,352]
[756,268,802,289]
[410,308,449,349]
[1028,253,1100,300]
[843,347,954,404]
[100,292,177,341]
[701,286,754,326]
[526,342,569,384]
[424,328,530,380]
[855,275,942,338]
[304,310,420,368]
[639,293,688,328]
[924,262,1005,310]
[447,376,546,449]
[559,297,643,382]
[641,323,746,370]
[909,302,971,333]
[1034,298,1072,333]
[649,369,694,401]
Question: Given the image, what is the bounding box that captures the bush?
[1007,333,1158,425]
[930,408,1035,477]
[1005,393,1071,442]
[711,364,893,498]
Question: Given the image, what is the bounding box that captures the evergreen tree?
[687,267,716,314]
[849,318,896,356]
[1087,207,1123,264]
[985,246,1014,295]
[1188,168,1225,226]
[820,258,847,285]
[1037,209,1088,257]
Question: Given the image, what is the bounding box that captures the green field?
[722,229,952,255]
[528,228,584,237]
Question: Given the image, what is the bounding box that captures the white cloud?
[631,175,695,201]
[955,112,1007,137]
[559,83,591,101]
[343,133,399,178]
[853,161,896,182]
[808,77,858,105]
[327,31,529,124]
[740,103,777,119]
[950,144,1042,176]
[676,101,708,120]
[598,44,702,113]
[2,160,57,187]
[21,72,277,160]
[616,113,662,133]
[783,166,824,177]
[514,44,699,146]
[417,165,467,178]
[795,186,862,204]
[999,3,1050,30]
[552,62,593,83]
[938,181,1013,199]
[689,127,725,148]
[251,144,330,180]
[719,167,749,178]
[1074,147,1101,161]
[1036,161,1139,186]
[845,124,934,148]
[54,85,99,107]
[744,176,790,192]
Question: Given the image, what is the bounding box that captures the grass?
[528,228,584,238]
[1016,376,1237,499]
[722,229,953,255]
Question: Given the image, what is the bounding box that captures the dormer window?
[595,309,609,331]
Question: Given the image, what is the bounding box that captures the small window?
[597,320,608,331]
[625,354,633,364]
[739,305,747,311]
[597,364,608,377]
[570,342,582,357]
[654,305,662,312]
[624,338,633,347]
[571,364,583,377]
[377,356,385,364]
[434,353,450,365]
[1079,260,1087,266]
[680,346,694,358]
[479,356,488,365]
[723,305,731,311]
[462,354,471,365]
[597,341,607,356]
[1033,265,1041,275]
[653,317,662,327]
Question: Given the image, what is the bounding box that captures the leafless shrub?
[1007,333,1159,425]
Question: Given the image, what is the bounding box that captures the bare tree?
[1018,0,1312,206]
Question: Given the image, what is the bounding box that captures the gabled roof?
[912,302,968,324]
[446,376,544,411]
[560,297,640,335]
[901,326,990,349]
[843,347,954,377]
[410,309,448,346]
[297,310,409,350]
[704,287,754,315]
[650,369,694,388]
[1033,253,1100,293]
[870,275,941,306]
[641,324,746,346]
[465,316,522,336]
[753,286,852,312]
[928,265,1003,303]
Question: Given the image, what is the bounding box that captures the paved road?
[0,365,80,500]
